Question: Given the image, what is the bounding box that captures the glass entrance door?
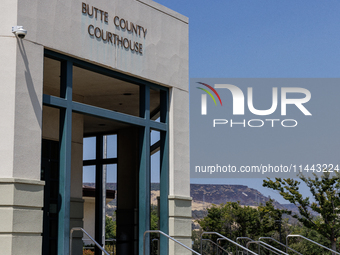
[41,139,60,255]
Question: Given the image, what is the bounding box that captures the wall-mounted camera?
[12,26,27,39]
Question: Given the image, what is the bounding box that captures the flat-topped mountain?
[84,183,300,218]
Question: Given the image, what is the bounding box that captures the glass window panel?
[83,165,96,184]
[83,137,96,160]
[151,130,160,145]
[106,134,117,159]
[107,164,117,183]
[150,129,160,238]
[105,164,117,218]
[151,129,160,184]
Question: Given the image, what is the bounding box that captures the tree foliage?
[198,200,289,240]
[289,220,332,254]
[263,173,340,251]
[150,205,159,230]
[105,216,116,239]
[150,205,160,255]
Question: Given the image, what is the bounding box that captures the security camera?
[12,26,27,39]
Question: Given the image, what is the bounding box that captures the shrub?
[83,249,94,255]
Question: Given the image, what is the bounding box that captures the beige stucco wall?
[0,31,44,254]
[168,87,192,254]
[0,38,43,179]
[0,37,16,179]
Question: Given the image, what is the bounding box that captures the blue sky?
[152,0,340,203]
[154,0,340,78]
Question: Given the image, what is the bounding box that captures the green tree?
[263,173,340,252]
[150,205,159,255]
[227,201,262,238]
[191,229,204,253]
[288,220,332,254]
[105,216,116,239]
[150,205,159,230]
[198,204,227,236]
[258,199,291,243]
[198,200,287,240]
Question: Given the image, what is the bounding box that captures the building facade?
[0,0,191,254]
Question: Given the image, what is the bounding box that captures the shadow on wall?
[17,38,42,128]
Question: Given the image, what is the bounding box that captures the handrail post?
[70,228,73,255]
[151,238,159,255]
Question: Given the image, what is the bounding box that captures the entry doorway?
[41,50,169,255]
[81,117,141,255]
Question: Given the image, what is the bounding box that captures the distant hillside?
[190,184,303,214]
[84,183,301,217]
[190,184,268,205]
[84,183,273,205]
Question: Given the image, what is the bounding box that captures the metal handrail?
[143,230,200,255]
[201,232,257,255]
[70,227,110,255]
[287,234,340,255]
[246,241,288,255]
[236,237,253,242]
[202,238,231,255]
[237,237,281,255]
[259,237,302,255]
[83,238,117,242]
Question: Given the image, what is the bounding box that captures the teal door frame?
[43,49,169,255]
